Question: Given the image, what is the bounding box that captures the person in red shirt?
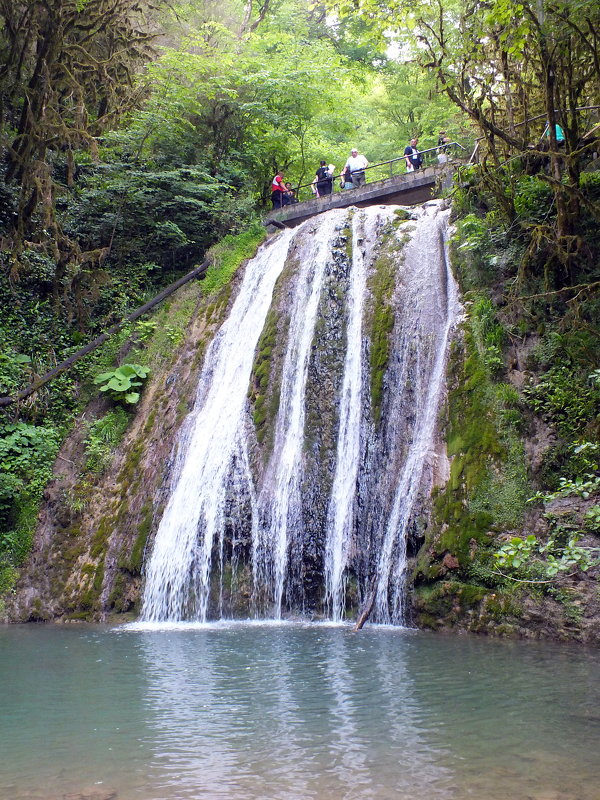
[271,173,287,208]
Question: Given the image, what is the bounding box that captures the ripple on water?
[1,624,599,800]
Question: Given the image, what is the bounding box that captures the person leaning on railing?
[344,148,369,187]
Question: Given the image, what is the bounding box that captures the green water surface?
[1,622,598,800]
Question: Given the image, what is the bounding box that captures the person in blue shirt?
[543,121,565,144]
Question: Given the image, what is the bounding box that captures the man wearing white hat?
[344,148,369,188]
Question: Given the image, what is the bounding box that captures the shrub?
[514,176,554,224]
[93,363,151,404]
[84,408,131,474]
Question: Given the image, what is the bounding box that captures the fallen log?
[0,260,209,408]
[354,588,377,631]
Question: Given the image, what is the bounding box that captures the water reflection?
[137,624,452,799]
[2,624,600,800]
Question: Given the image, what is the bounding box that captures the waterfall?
[372,203,459,624]
[254,210,348,618]
[323,208,392,621]
[141,201,459,625]
[141,228,295,622]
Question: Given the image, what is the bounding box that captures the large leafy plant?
[93,364,151,404]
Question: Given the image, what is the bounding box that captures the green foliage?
[0,421,60,573]
[202,223,266,296]
[93,364,151,404]
[529,441,600,503]
[584,505,600,533]
[523,365,600,439]
[381,60,467,155]
[495,535,537,570]
[128,284,200,371]
[84,409,131,474]
[0,350,32,395]
[63,163,238,273]
[495,532,600,579]
[135,319,158,343]
[469,295,505,375]
[514,176,554,224]
[452,214,523,290]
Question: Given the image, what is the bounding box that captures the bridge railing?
[288,142,466,203]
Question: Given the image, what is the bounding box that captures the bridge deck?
[264,164,453,228]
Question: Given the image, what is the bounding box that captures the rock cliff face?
[8,201,598,642]
[411,268,600,645]
[5,278,235,622]
[7,202,460,625]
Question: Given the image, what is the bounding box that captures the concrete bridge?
[264,163,453,229]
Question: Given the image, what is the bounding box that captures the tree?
[326,0,600,282]
[0,0,162,263]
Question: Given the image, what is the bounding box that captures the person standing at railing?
[271,172,288,208]
[314,160,334,197]
[344,148,369,187]
[283,182,299,204]
[340,164,354,189]
[404,138,423,172]
[437,132,451,164]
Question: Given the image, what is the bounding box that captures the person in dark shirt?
[404,138,423,171]
[315,160,334,196]
[284,182,299,204]
[340,164,354,189]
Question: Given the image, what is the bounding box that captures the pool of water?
[1,622,599,800]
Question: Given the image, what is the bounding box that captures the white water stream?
[373,203,460,623]
[141,202,459,624]
[323,209,393,621]
[255,210,348,617]
[142,228,295,622]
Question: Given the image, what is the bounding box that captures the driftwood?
[0,260,209,408]
[353,587,377,631]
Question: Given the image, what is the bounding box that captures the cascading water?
[372,203,460,624]
[141,228,295,622]
[141,201,460,625]
[254,210,348,618]
[323,210,385,621]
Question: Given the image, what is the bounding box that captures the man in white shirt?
[344,148,369,187]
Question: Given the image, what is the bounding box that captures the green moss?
[81,562,96,578]
[249,306,287,449]
[122,503,153,575]
[176,396,190,424]
[76,559,105,615]
[368,247,396,424]
[0,564,18,595]
[414,310,529,593]
[343,220,353,259]
[143,409,157,434]
[90,517,112,559]
[107,572,128,613]
[118,440,144,488]
[482,590,524,620]
[202,223,267,297]
[92,561,105,593]
[413,581,487,624]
